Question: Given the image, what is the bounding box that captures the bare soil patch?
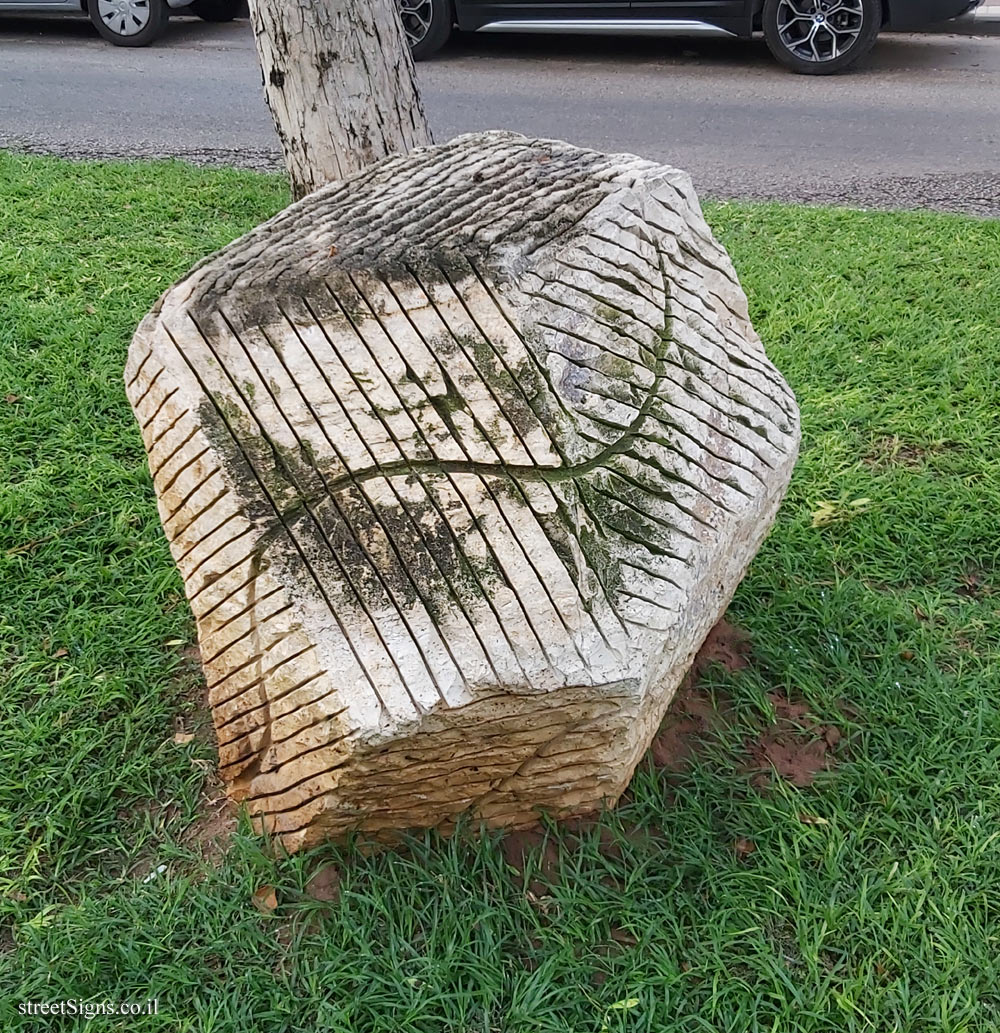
[956,566,994,599]
[649,619,749,771]
[743,693,840,789]
[649,618,842,789]
[862,435,961,470]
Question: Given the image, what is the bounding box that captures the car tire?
[400,0,452,60]
[189,0,241,22]
[762,0,881,73]
[87,0,169,46]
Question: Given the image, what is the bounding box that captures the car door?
[454,0,632,35]
[628,0,749,32]
[0,1,82,8]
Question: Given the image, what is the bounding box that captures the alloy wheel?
[399,0,434,48]
[775,0,864,62]
[96,0,151,36]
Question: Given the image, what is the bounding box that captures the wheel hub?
[775,0,864,62]
[96,0,151,36]
[398,0,434,48]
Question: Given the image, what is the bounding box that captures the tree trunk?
[247,0,432,200]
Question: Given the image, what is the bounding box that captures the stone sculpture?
[125,132,799,851]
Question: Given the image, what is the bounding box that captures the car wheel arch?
[752,0,890,31]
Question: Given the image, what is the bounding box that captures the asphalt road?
[2,13,999,214]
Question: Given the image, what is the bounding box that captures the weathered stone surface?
[125,131,799,851]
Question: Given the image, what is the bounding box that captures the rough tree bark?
[247,0,431,200]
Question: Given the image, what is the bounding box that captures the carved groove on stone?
[126,132,799,850]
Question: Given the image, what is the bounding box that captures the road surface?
[1,14,998,214]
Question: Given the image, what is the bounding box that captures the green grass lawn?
[1,152,999,1033]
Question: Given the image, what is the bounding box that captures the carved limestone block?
[125,132,799,851]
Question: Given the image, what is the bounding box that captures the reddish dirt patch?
[744,693,840,789]
[649,682,721,771]
[648,619,748,771]
[956,567,994,599]
[501,829,562,898]
[181,791,237,866]
[127,785,236,882]
[649,619,843,791]
[862,435,961,470]
[304,865,342,905]
[692,618,753,678]
[501,819,653,901]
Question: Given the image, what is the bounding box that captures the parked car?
[400,0,984,72]
[0,0,243,46]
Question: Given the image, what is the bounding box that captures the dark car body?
[451,0,977,39]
